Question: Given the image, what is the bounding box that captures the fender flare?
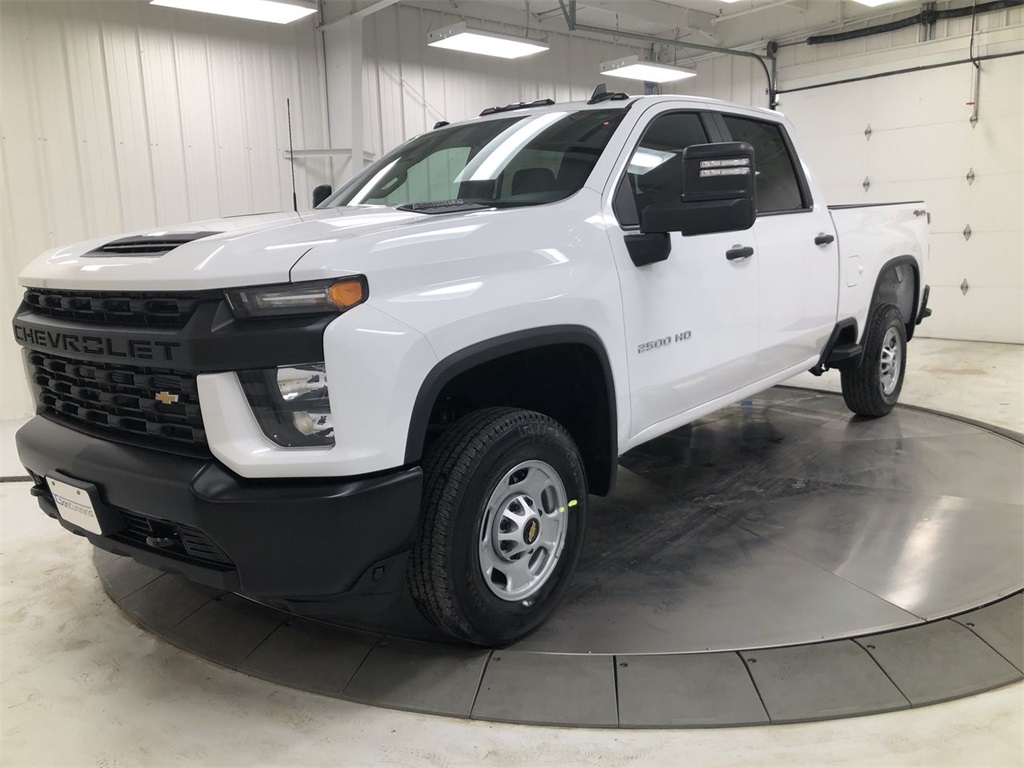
[869,255,921,340]
[404,325,618,492]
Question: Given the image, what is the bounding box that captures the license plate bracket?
[46,472,113,536]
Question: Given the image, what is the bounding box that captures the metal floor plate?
[91,389,1024,727]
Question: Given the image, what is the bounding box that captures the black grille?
[23,288,207,327]
[115,511,234,567]
[29,351,207,454]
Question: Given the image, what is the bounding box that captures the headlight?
[225,278,367,319]
[238,363,334,447]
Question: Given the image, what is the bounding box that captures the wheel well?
[416,342,616,496]
[872,258,919,340]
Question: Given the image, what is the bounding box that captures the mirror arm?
[625,233,671,267]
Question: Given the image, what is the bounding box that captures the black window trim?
[612,109,721,230]
[712,110,814,215]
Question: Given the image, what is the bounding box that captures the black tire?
[408,407,588,646]
[841,303,907,418]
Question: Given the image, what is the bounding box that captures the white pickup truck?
[13,93,930,645]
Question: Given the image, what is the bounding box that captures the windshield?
[325,109,627,210]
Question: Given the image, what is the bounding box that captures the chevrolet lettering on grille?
[12,323,182,363]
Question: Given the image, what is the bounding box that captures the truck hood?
[18,207,461,291]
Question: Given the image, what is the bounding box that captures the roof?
[441,93,782,131]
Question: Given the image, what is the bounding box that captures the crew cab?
[12,93,930,645]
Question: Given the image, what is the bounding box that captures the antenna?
[286,98,298,213]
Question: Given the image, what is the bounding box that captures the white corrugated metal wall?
[358,4,652,157]
[0,1,330,419]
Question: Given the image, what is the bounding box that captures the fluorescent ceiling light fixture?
[427,22,549,59]
[849,0,903,5]
[149,0,317,24]
[601,56,697,84]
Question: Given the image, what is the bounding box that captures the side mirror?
[312,184,333,208]
[640,142,756,236]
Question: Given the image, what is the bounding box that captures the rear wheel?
[841,303,907,418]
[408,408,588,646]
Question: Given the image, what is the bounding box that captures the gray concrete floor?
[2,339,1022,767]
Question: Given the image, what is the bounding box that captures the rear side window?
[721,116,806,213]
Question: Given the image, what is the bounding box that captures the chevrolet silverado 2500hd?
[13,94,930,645]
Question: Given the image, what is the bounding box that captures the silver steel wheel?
[478,459,569,603]
[879,326,902,395]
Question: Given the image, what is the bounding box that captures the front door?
[604,107,760,443]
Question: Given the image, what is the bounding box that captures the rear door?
[716,113,839,377]
[605,106,760,442]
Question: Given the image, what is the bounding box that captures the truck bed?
[829,201,929,341]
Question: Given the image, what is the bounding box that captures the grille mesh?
[23,288,205,327]
[29,351,207,453]
[115,510,234,567]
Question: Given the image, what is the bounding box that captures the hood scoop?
[87,231,221,257]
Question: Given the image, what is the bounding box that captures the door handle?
[814,233,835,246]
[726,246,754,261]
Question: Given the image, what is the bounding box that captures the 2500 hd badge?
[638,331,691,354]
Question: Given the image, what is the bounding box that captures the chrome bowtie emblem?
[155,391,179,405]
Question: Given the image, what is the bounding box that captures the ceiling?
[337,0,933,54]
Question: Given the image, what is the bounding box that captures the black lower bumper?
[16,417,423,605]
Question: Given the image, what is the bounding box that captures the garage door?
[780,56,1023,344]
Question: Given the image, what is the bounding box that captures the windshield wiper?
[396,199,490,215]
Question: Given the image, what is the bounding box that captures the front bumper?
[17,417,422,605]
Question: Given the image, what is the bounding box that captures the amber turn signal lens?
[328,280,365,309]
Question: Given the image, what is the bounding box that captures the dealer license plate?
[47,476,103,535]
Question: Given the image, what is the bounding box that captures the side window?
[720,116,806,213]
[617,112,708,227]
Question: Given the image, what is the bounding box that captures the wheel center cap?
[523,517,540,546]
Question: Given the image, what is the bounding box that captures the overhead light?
[427,22,549,59]
[149,0,317,24]
[850,0,903,5]
[601,55,697,84]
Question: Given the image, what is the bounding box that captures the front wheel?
[841,303,907,418]
[408,408,588,646]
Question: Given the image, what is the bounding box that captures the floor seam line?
[851,637,913,707]
[236,618,288,667]
[467,649,493,720]
[612,655,621,727]
[340,634,387,695]
[116,572,165,602]
[164,592,220,632]
[953,614,1024,675]
[727,518,929,622]
[737,650,771,723]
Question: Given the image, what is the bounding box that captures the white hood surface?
[18,207,461,291]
